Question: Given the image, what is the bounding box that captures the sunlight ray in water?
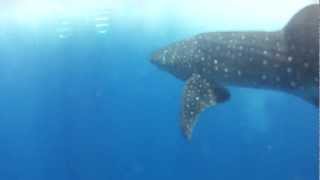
[9,0,115,29]
[94,9,112,35]
[6,0,115,38]
[1,0,316,36]
[56,20,73,39]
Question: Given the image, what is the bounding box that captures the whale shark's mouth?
[151,46,194,81]
[150,51,163,66]
[150,48,172,71]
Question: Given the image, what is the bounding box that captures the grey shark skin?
[151,4,320,140]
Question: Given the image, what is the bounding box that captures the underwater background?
[0,0,318,179]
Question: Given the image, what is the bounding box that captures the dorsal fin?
[284,4,319,30]
[283,4,319,58]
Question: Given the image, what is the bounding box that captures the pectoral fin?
[181,74,230,140]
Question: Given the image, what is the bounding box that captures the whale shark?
[151,4,320,140]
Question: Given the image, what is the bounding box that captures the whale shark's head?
[151,38,203,80]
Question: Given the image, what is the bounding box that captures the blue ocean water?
[0,2,318,180]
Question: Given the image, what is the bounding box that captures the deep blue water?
[0,10,318,180]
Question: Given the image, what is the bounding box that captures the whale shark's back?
[284,4,319,61]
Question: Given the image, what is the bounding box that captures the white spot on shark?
[262,74,267,80]
[274,64,280,68]
[263,60,268,65]
[265,36,270,41]
[309,49,314,54]
[162,56,166,62]
[290,81,296,87]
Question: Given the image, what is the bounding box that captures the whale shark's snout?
[151,46,185,79]
[151,45,181,70]
[150,48,169,67]
[151,40,200,80]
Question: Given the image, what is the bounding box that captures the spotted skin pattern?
[151,4,319,140]
[182,74,230,140]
